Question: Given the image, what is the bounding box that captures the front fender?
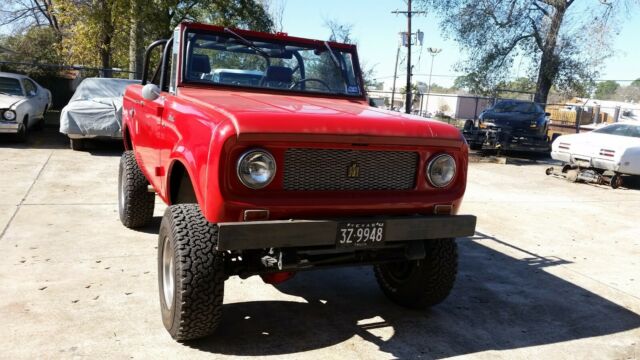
[164,119,237,223]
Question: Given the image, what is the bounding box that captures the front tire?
[374,239,457,309]
[118,150,154,228]
[16,118,28,142]
[158,204,225,341]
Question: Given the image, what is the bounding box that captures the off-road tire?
[158,204,224,341]
[374,239,457,309]
[70,138,85,151]
[118,150,154,228]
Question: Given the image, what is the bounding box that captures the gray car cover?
[59,78,139,138]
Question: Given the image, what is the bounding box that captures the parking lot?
[1,121,639,359]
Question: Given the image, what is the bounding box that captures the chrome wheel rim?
[162,236,175,309]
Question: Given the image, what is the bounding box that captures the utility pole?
[392,0,426,114]
[390,45,400,110]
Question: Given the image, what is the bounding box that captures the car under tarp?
[60,78,139,138]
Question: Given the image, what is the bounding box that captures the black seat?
[262,66,293,87]
[190,54,211,79]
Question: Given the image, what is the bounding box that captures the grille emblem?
[347,162,360,178]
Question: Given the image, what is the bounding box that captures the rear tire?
[374,239,457,309]
[611,174,623,189]
[70,138,85,151]
[158,204,224,341]
[118,150,155,228]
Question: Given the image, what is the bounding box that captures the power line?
[374,72,640,82]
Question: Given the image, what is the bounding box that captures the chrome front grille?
[283,149,418,191]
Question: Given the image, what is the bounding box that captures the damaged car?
[0,72,51,141]
[463,99,551,153]
[548,122,640,188]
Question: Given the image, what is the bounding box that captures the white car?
[0,72,52,141]
[551,122,640,176]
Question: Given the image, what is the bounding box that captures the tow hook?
[261,248,283,270]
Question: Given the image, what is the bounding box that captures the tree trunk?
[534,4,567,105]
[99,0,114,78]
[128,0,144,80]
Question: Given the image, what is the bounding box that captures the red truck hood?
[179,87,463,146]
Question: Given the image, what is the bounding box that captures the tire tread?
[160,204,224,341]
[374,239,458,309]
[119,150,154,228]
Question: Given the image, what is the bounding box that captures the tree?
[614,85,640,102]
[264,0,287,32]
[0,0,61,36]
[419,0,637,104]
[1,0,273,78]
[452,73,493,95]
[631,78,640,88]
[322,19,378,89]
[0,27,63,75]
[595,80,620,99]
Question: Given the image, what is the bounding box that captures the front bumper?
[464,129,550,153]
[0,122,20,134]
[551,151,619,172]
[216,214,477,251]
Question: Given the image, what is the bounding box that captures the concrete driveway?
[1,124,639,359]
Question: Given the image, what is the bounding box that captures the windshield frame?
[178,25,366,100]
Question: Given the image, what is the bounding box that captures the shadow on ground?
[0,112,123,155]
[189,233,640,358]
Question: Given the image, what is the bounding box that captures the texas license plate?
[336,221,385,248]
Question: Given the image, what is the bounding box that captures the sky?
[280,0,640,89]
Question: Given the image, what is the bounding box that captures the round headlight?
[427,154,456,188]
[3,110,16,121]
[237,149,276,189]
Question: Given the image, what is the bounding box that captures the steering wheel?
[289,78,332,91]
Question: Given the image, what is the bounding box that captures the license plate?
[336,221,385,248]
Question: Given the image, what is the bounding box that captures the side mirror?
[142,83,160,101]
[28,91,36,97]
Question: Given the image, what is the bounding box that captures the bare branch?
[528,16,545,51]
[532,1,550,16]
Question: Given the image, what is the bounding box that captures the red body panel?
[122,24,469,224]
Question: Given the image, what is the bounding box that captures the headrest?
[191,54,211,74]
[265,66,293,83]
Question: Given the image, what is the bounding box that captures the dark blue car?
[463,100,551,153]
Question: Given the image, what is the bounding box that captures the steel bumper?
[0,122,20,134]
[216,215,477,251]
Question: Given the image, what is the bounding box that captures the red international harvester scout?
[119,22,477,341]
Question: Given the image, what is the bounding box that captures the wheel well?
[123,127,133,150]
[169,162,197,205]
